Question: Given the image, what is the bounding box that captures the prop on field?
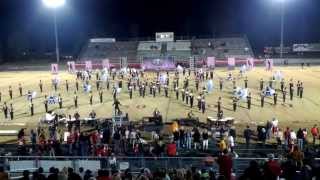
[85,61,93,71]
[52,75,60,85]
[239,64,247,75]
[266,59,273,71]
[102,59,110,69]
[101,70,109,82]
[273,70,283,81]
[226,73,233,81]
[246,58,254,70]
[67,61,76,73]
[176,65,183,73]
[264,86,276,97]
[227,57,236,70]
[83,84,92,93]
[159,73,168,85]
[51,64,59,74]
[206,80,214,93]
[27,91,37,101]
[207,57,215,68]
[47,96,58,104]
[234,87,248,100]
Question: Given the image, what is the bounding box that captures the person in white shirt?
[271,117,279,135]
[227,134,235,153]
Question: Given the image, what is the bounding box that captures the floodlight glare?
[42,0,65,8]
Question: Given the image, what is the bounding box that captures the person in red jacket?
[311,124,319,145]
[217,149,233,180]
[167,141,177,156]
[263,154,282,180]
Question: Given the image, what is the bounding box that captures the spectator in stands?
[239,160,262,180]
[193,128,201,150]
[20,170,30,180]
[289,145,304,168]
[67,168,81,180]
[186,129,192,149]
[89,110,96,119]
[83,170,93,180]
[311,124,319,145]
[217,149,233,180]
[96,169,111,180]
[0,167,8,180]
[167,141,177,156]
[78,167,85,179]
[218,137,227,153]
[243,126,252,148]
[263,154,282,180]
[36,167,46,180]
[202,129,209,151]
[297,128,304,150]
[227,134,235,153]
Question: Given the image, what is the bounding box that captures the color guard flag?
[51,64,59,74]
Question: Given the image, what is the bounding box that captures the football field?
[0,66,319,142]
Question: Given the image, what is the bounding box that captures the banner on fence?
[227,57,235,70]
[85,61,92,71]
[207,57,215,68]
[51,64,59,74]
[246,58,254,69]
[67,61,76,72]
[102,59,110,69]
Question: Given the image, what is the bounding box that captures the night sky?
[0,0,320,58]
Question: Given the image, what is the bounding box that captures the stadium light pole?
[42,0,66,63]
[279,0,285,59]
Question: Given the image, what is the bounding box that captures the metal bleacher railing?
[2,156,276,178]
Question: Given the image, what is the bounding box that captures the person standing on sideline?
[58,94,62,109]
[44,95,48,113]
[99,89,103,103]
[247,93,251,109]
[282,87,287,104]
[74,92,78,108]
[39,80,43,93]
[2,102,8,119]
[299,82,304,98]
[75,80,79,91]
[9,86,13,99]
[273,91,278,105]
[244,126,252,148]
[202,130,209,151]
[260,78,264,91]
[18,83,23,96]
[219,78,223,91]
[9,103,14,120]
[244,76,248,88]
[30,102,34,116]
[232,96,237,112]
[65,80,69,92]
[261,91,265,107]
[89,91,93,105]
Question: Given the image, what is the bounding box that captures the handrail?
[0,156,273,160]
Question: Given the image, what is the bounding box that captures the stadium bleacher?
[78,36,254,67]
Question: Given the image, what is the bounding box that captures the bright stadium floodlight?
[42,0,66,63]
[42,0,65,9]
[274,0,287,59]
